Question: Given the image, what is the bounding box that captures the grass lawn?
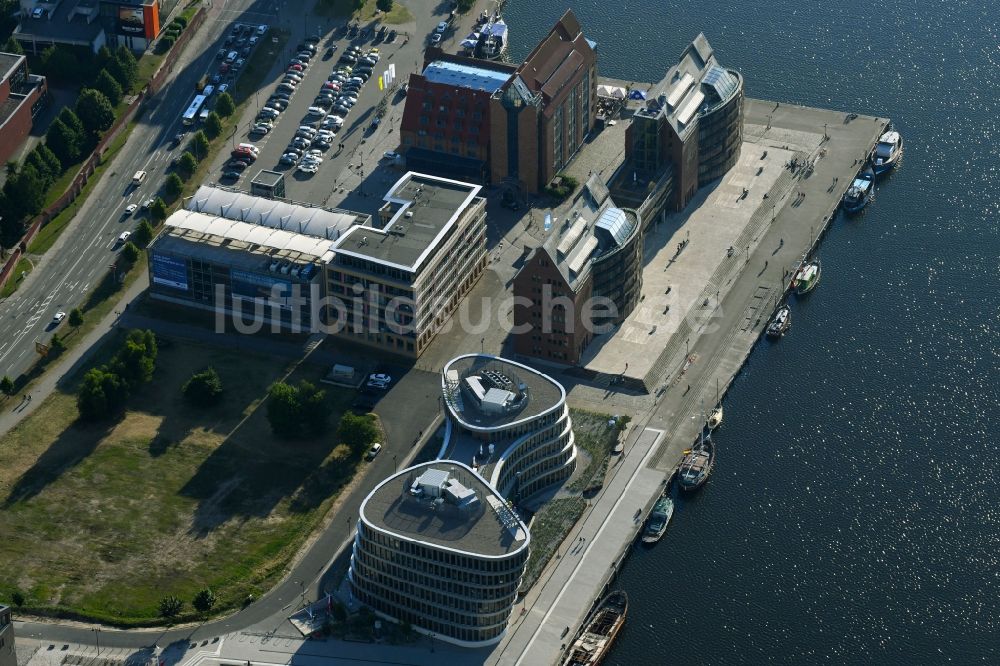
[566,409,624,493]
[0,339,365,625]
[520,497,586,593]
[0,258,33,299]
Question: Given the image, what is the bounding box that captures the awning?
[597,84,626,99]
[628,89,647,100]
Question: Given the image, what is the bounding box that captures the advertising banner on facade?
[151,254,189,290]
[231,269,291,305]
[118,5,145,35]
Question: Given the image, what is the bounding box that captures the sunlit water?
[503,0,1000,661]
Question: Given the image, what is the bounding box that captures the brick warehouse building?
[399,10,597,196]
[400,52,516,183]
[0,51,47,167]
[489,10,597,196]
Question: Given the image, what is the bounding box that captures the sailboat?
[707,379,723,430]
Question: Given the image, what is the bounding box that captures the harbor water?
[504,0,1000,662]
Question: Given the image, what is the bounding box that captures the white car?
[306,106,326,116]
[365,443,382,460]
[436,21,448,33]
[297,164,319,174]
[118,231,131,244]
[124,204,138,215]
[257,24,268,35]
[52,311,66,324]
[142,198,155,209]
[218,83,229,94]
[430,33,443,45]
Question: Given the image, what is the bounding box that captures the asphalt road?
[0,0,285,381]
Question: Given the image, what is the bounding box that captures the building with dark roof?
[440,354,576,502]
[400,52,516,183]
[0,51,47,167]
[0,604,15,666]
[14,0,161,54]
[349,461,529,647]
[326,172,487,357]
[489,9,597,195]
[613,33,743,214]
[512,179,643,365]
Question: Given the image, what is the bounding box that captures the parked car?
[124,204,138,215]
[51,311,66,324]
[323,46,336,59]
[430,33,442,45]
[306,106,326,116]
[117,231,131,245]
[222,170,242,180]
[387,29,397,43]
[234,58,245,70]
[383,151,400,161]
[365,443,383,460]
[218,83,229,94]
[227,160,249,170]
[279,154,298,165]
[291,137,311,149]
[276,83,295,93]
[257,24,268,35]
[296,50,314,61]
[216,48,227,59]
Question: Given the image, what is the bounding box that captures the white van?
[132,170,147,185]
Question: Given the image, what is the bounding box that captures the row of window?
[352,571,514,627]
[363,527,526,573]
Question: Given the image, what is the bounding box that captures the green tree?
[3,37,24,56]
[3,164,46,222]
[204,111,223,139]
[24,149,55,187]
[69,308,84,327]
[35,144,63,179]
[95,44,113,71]
[159,595,183,618]
[133,219,154,248]
[49,333,66,354]
[77,366,130,421]
[298,380,328,435]
[108,329,156,388]
[183,367,224,406]
[190,130,209,160]
[58,107,86,138]
[149,196,168,223]
[10,591,25,606]
[114,45,138,90]
[93,68,124,106]
[376,0,392,12]
[45,117,83,167]
[177,150,197,178]
[165,172,184,199]
[266,382,301,437]
[39,46,79,82]
[76,88,115,136]
[192,588,216,614]
[0,375,14,396]
[215,92,235,117]
[120,240,140,265]
[337,411,379,454]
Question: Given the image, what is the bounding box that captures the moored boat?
[707,406,723,430]
[641,496,675,544]
[766,305,791,338]
[677,435,715,492]
[562,590,629,666]
[792,259,822,295]
[872,130,902,175]
[842,166,874,213]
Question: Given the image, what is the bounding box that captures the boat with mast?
[562,590,629,666]
[707,379,723,430]
[677,429,715,492]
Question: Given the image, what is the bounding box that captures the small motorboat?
[766,305,791,338]
[707,406,723,430]
[842,166,874,213]
[872,130,902,176]
[641,496,674,544]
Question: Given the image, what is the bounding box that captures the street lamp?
[92,628,101,656]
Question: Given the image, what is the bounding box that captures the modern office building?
[440,354,576,502]
[614,33,743,214]
[0,604,15,666]
[400,52,516,182]
[489,9,597,196]
[349,461,530,647]
[0,51,47,167]
[512,180,643,365]
[14,0,161,53]
[326,172,487,358]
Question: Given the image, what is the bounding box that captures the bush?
[376,0,392,11]
[183,367,223,406]
[76,329,157,421]
[159,595,183,618]
[544,173,579,202]
[157,36,176,54]
[337,411,379,455]
[192,588,216,614]
[173,15,188,28]
[0,375,14,396]
[11,591,25,606]
[69,308,84,327]
[456,0,474,12]
[266,380,331,437]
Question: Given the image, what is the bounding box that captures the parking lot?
[209,22,414,206]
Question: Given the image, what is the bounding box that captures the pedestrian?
[780,238,784,246]
[764,260,768,268]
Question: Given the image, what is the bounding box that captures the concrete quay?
[485,101,888,665]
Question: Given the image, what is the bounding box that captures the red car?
[288,64,303,72]
[219,62,231,73]
[323,82,340,91]
[231,149,256,162]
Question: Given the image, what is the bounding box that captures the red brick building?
[400,51,516,183]
[490,10,597,195]
[0,52,47,167]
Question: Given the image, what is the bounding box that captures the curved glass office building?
[349,461,530,647]
[440,354,576,502]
